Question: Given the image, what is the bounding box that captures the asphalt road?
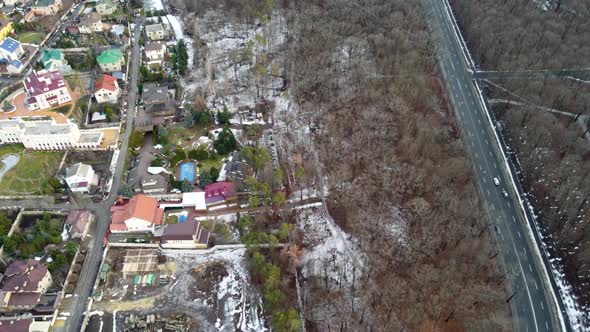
[62,16,144,332]
[424,0,565,331]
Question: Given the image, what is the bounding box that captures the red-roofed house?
[109,194,164,232]
[204,181,235,206]
[94,74,120,104]
[24,70,72,111]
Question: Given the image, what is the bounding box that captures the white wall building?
[145,23,165,40]
[94,74,120,104]
[0,118,103,150]
[144,41,166,65]
[24,70,72,111]
[65,163,95,193]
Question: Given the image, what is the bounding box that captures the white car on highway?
[493,177,500,186]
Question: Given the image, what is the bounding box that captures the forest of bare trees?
[451,0,590,311]
[285,0,510,330]
[451,0,590,70]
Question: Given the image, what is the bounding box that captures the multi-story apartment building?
[23,70,72,111]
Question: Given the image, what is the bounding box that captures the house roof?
[142,83,169,104]
[8,59,21,68]
[141,174,166,192]
[67,25,79,34]
[0,318,33,332]
[94,74,118,92]
[97,49,123,65]
[5,259,40,276]
[0,37,20,53]
[24,70,67,97]
[80,12,101,26]
[41,49,62,64]
[6,292,41,307]
[204,181,235,204]
[162,220,200,241]
[145,23,164,33]
[0,18,11,29]
[34,0,59,7]
[66,162,92,179]
[145,41,165,53]
[65,209,92,235]
[181,192,206,210]
[2,260,49,292]
[110,195,164,231]
[98,0,116,8]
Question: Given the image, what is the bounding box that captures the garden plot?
[91,248,266,331]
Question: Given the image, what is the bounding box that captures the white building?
[95,0,117,16]
[144,41,166,66]
[0,37,24,62]
[65,163,95,193]
[24,70,72,111]
[0,118,103,150]
[145,23,165,40]
[78,12,103,34]
[94,74,120,104]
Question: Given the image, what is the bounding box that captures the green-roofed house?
[41,48,67,71]
[96,0,118,16]
[97,49,124,73]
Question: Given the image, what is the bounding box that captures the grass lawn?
[167,126,198,147]
[198,155,224,173]
[17,32,45,44]
[0,145,63,195]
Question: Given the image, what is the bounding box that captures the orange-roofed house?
[94,74,120,104]
[109,194,164,232]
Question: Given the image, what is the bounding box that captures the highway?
[473,69,590,81]
[423,0,567,331]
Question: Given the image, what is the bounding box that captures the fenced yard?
[0,145,63,195]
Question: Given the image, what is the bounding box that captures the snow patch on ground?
[298,208,363,285]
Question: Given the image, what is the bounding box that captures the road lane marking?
[535,281,538,290]
[478,119,481,124]
[493,163,497,169]
[517,231,521,239]
[512,216,516,222]
[489,151,493,157]
[546,321,549,330]
[475,152,478,159]
[541,302,544,310]
[529,264,533,272]
[482,171,485,177]
[507,201,511,207]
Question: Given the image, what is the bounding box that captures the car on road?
[502,190,509,199]
[493,177,500,186]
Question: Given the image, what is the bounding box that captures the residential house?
[97,49,124,72]
[64,209,93,238]
[0,318,51,331]
[78,12,102,34]
[0,260,52,312]
[40,48,71,73]
[0,37,23,62]
[95,0,117,16]
[144,41,166,66]
[94,74,120,104]
[0,118,104,150]
[109,194,164,232]
[141,174,167,194]
[66,24,79,36]
[2,0,19,6]
[23,70,71,111]
[141,82,176,115]
[1,260,52,293]
[204,181,235,206]
[65,162,95,193]
[0,18,13,40]
[6,59,22,74]
[145,23,165,41]
[218,151,248,182]
[159,192,207,211]
[30,0,62,16]
[161,220,209,249]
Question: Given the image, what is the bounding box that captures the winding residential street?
[424,0,569,331]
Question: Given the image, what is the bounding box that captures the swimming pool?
[179,161,195,183]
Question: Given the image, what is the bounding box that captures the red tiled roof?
[5,259,40,276]
[204,181,234,200]
[24,70,67,97]
[110,195,164,230]
[94,74,118,93]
